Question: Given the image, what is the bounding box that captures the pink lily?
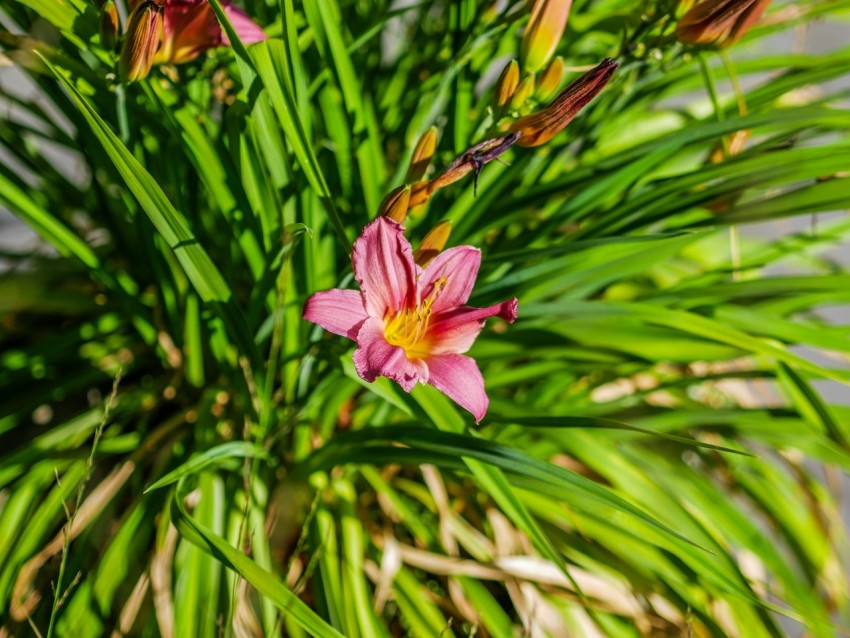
[128,0,266,67]
[303,217,518,422]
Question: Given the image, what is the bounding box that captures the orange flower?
[120,0,266,82]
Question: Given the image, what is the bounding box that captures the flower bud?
[405,127,439,184]
[119,0,163,83]
[509,72,535,111]
[709,129,751,164]
[413,221,452,267]
[521,0,572,73]
[676,0,770,48]
[99,0,120,52]
[509,58,618,147]
[407,182,431,212]
[480,1,502,24]
[378,185,411,223]
[494,59,520,108]
[535,56,563,101]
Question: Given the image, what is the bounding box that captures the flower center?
[384,277,447,359]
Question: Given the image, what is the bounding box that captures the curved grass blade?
[300,426,706,551]
[39,56,231,303]
[145,443,270,493]
[170,480,345,638]
[487,414,754,455]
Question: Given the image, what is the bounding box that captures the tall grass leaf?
[205,0,351,249]
[300,426,705,550]
[488,414,753,455]
[170,481,345,638]
[524,300,850,384]
[40,57,231,303]
[145,442,270,493]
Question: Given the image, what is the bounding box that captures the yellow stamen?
[384,278,448,359]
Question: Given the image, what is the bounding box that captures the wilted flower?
[119,1,163,83]
[426,132,521,197]
[509,58,618,147]
[405,127,439,184]
[120,0,266,82]
[676,0,770,47]
[521,0,572,73]
[303,217,517,421]
[494,59,520,108]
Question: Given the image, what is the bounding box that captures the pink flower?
[128,0,266,67]
[303,217,518,422]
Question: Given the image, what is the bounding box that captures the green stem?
[46,370,122,638]
[699,54,742,280]
[719,51,747,117]
[697,53,725,124]
[115,83,130,143]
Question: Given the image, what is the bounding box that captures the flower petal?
[418,246,480,314]
[426,354,488,422]
[353,317,428,392]
[428,298,518,354]
[160,2,220,65]
[302,289,369,340]
[222,2,267,44]
[352,217,417,318]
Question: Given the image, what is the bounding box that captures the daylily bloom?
[676,0,770,48]
[303,217,517,421]
[120,0,266,82]
[153,0,266,65]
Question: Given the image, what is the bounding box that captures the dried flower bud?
[535,56,563,101]
[521,0,572,73]
[405,127,439,184]
[378,185,411,223]
[99,0,120,52]
[494,59,520,108]
[676,0,770,48]
[119,0,163,83]
[413,221,452,267]
[509,58,618,147]
[510,72,536,111]
[428,133,520,194]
